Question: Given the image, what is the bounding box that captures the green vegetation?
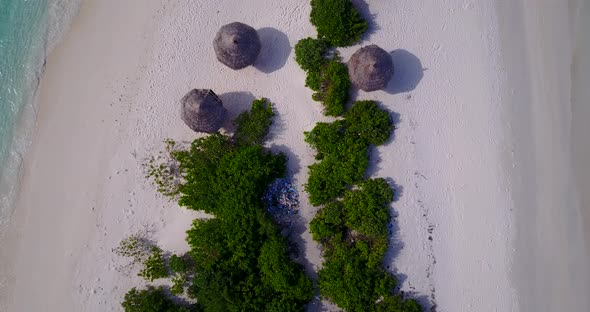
[311,58,350,116]
[311,179,421,311]
[233,98,274,145]
[114,233,154,268]
[177,128,313,310]
[145,139,183,198]
[121,99,313,311]
[305,100,392,205]
[293,0,421,310]
[294,37,329,72]
[169,254,189,274]
[305,102,421,311]
[139,246,169,282]
[310,0,368,47]
[294,38,350,116]
[122,286,198,312]
[295,0,367,116]
[170,274,188,296]
[295,0,370,117]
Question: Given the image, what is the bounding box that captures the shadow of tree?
[386,49,426,94]
[351,0,380,43]
[255,27,291,74]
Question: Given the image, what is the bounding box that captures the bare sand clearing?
[0,0,536,311]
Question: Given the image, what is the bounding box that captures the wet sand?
[498,0,590,310]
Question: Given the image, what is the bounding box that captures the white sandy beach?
[1,0,589,311]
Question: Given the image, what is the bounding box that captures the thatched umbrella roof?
[348,45,393,92]
[180,89,227,133]
[213,22,261,70]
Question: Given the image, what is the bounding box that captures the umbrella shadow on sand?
[385,49,426,95]
[255,27,291,74]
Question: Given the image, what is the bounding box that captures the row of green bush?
[305,100,392,205]
[295,0,369,116]
[305,106,421,312]
[311,179,421,312]
[298,1,423,310]
[122,99,313,311]
[305,101,420,311]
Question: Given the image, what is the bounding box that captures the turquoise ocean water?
[0,0,79,227]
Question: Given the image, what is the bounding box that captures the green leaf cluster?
[294,38,350,116]
[294,1,368,116]
[144,139,183,198]
[169,254,189,274]
[305,100,392,205]
[139,246,169,282]
[122,286,198,312]
[310,0,368,47]
[311,58,351,116]
[305,100,420,311]
[234,98,274,145]
[310,179,421,311]
[294,37,329,72]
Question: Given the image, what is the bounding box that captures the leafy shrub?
[122,286,197,312]
[342,178,393,238]
[306,143,368,205]
[318,235,396,311]
[309,179,419,311]
[310,0,368,46]
[344,100,393,145]
[293,36,351,117]
[305,101,392,205]
[175,100,312,310]
[309,201,344,241]
[139,246,169,282]
[305,70,322,91]
[234,98,274,145]
[170,274,188,296]
[144,139,184,198]
[294,37,329,72]
[376,295,422,312]
[312,58,350,116]
[115,233,154,268]
[169,254,189,274]
[303,95,420,310]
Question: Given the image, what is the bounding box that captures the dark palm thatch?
[180,89,227,133]
[213,22,261,70]
[348,45,393,92]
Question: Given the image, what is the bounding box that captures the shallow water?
[0,0,48,227]
[0,0,79,228]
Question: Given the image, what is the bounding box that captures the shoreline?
[0,1,163,310]
[0,0,80,230]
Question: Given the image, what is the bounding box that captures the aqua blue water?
[0,0,48,224]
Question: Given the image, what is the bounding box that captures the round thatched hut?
[348,45,393,92]
[180,89,227,133]
[213,22,261,70]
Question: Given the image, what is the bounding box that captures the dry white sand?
[0,0,537,311]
